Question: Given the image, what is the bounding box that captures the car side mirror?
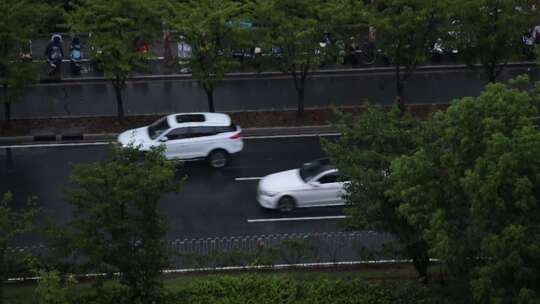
[309,181,320,187]
[158,136,168,142]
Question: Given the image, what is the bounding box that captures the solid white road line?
[247,215,347,223]
[235,177,262,181]
[0,142,109,149]
[244,133,341,140]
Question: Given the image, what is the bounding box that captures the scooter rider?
[70,36,83,75]
[45,34,64,75]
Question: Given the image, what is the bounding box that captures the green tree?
[58,144,181,303]
[389,81,540,302]
[170,0,245,112]
[448,0,534,82]
[252,0,364,116]
[0,0,50,127]
[368,0,443,112]
[323,105,431,280]
[0,192,37,304]
[34,270,76,304]
[68,0,168,120]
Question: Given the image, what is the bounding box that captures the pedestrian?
[177,35,192,60]
[344,36,358,66]
[532,25,540,45]
[135,37,150,55]
[177,35,192,73]
[19,40,33,62]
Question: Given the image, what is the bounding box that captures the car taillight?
[229,132,242,140]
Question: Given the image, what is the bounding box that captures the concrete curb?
[0,125,339,146]
[51,62,537,84]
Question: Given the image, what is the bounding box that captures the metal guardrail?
[169,231,396,268]
[8,231,396,266]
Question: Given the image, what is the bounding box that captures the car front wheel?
[208,149,228,168]
[278,196,295,212]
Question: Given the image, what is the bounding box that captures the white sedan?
[256,158,347,212]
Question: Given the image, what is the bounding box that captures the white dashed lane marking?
[247,215,347,223]
[235,177,262,181]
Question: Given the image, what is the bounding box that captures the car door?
[161,127,192,159]
[296,170,342,207]
[184,126,218,158]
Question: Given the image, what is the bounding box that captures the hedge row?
[69,274,431,304]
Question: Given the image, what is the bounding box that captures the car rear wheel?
[278,196,295,212]
[208,149,228,168]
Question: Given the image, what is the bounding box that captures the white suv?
[117,113,243,168]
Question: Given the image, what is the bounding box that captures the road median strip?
[0,125,340,147]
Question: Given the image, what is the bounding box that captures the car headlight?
[259,189,278,197]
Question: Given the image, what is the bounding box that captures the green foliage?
[0,0,51,123]
[367,0,443,108]
[278,238,318,265]
[168,275,428,304]
[68,0,168,119]
[447,0,535,82]
[389,81,540,302]
[34,270,76,304]
[323,105,430,278]
[54,144,181,303]
[170,0,245,112]
[0,192,37,304]
[251,0,364,116]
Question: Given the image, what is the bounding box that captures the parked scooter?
[45,34,64,76]
[70,37,83,75]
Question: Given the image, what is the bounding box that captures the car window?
[317,172,339,184]
[175,114,205,123]
[189,126,217,138]
[165,127,190,140]
[148,117,171,140]
[299,158,332,182]
[215,124,236,134]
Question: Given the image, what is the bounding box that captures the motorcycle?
[46,34,64,77]
[47,57,62,76]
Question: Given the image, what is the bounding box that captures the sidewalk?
[42,60,537,84]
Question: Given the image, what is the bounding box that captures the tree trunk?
[2,84,10,128]
[407,241,430,283]
[394,43,406,114]
[488,70,496,83]
[163,30,173,65]
[114,84,124,121]
[296,87,305,117]
[205,87,215,112]
[396,78,406,114]
[4,101,11,128]
[292,69,306,117]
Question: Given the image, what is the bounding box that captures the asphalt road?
[3,65,536,119]
[1,136,350,247]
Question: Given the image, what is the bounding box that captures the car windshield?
[299,158,331,182]
[147,117,171,140]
